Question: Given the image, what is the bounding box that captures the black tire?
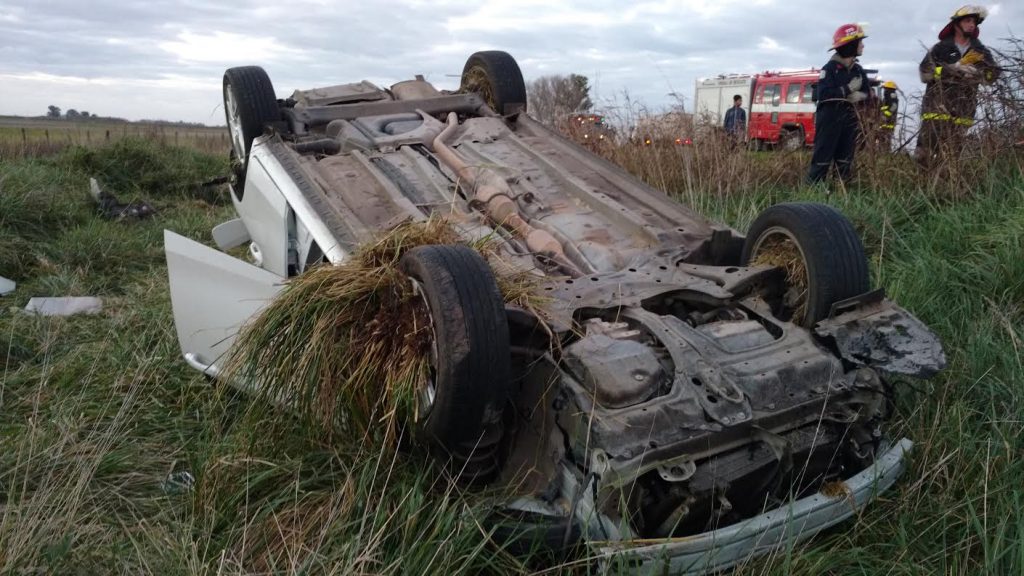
[749,138,763,152]
[781,128,804,151]
[399,244,510,476]
[223,66,279,176]
[460,51,528,116]
[741,203,869,327]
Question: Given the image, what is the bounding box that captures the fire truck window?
[802,82,815,103]
[770,85,781,107]
[755,85,766,104]
[786,83,801,104]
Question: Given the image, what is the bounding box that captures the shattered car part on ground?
[24,296,103,316]
[163,51,946,573]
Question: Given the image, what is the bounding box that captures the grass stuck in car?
[223,217,544,454]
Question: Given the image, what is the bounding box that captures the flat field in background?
[0,136,1021,574]
[0,115,228,157]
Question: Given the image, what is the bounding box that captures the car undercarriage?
[164,50,946,573]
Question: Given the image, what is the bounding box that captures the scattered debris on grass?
[89,177,156,220]
[160,470,195,495]
[24,296,103,316]
[0,275,14,295]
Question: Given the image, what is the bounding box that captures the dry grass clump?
[223,217,541,448]
[749,234,809,324]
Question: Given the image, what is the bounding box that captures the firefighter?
[807,23,871,185]
[915,5,999,165]
[880,81,898,132]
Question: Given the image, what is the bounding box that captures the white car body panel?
[164,230,284,375]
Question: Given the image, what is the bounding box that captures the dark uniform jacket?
[919,37,999,123]
[815,56,870,107]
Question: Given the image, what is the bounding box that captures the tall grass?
[1,107,1022,575]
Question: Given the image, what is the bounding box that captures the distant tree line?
[44,104,208,127]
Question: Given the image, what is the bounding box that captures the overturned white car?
[164,51,945,574]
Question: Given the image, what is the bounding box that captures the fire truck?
[695,69,881,150]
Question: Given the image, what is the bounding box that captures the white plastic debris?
[24,297,103,316]
[0,276,14,296]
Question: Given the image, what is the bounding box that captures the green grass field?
[1,138,1022,574]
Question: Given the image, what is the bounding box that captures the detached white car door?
[164,230,284,377]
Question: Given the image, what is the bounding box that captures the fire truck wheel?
[748,138,764,152]
[780,128,804,151]
[399,244,510,481]
[742,202,869,327]
[460,51,528,116]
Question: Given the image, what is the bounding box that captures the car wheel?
[460,51,528,116]
[223,66,279,180]
[741,203,869,327]
[399,244,510,480]
[781,128,804,151]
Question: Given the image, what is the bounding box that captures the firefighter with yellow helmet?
[880,81,898,131]
[915,5,999,164]
[807,23,871,185]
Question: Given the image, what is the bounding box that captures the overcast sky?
[1,1,1021,125]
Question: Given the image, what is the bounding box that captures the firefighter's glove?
[950,62,983,83]
[846,76,863,93]
[847,91,868,104]
[960,50,985,66]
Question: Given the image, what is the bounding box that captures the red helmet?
[831,23,867,50]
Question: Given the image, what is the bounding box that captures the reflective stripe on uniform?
[881,123,895,129]
[934,66,943,79]
[921,112,974,126]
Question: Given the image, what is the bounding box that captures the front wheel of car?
[741,202,869,327]
[399,244,510,481]
[460,51,528,116]
[223,66,280,182]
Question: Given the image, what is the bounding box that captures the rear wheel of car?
[223,66,280,180]
[741,203,869,327]
[399,244,510,481]
[781,128,804,151]
[460,51,528,116]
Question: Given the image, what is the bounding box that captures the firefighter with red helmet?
[915,5,999,164]
[807,23,871,185]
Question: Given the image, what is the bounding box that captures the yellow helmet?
[951,5,988,23]
[940,5,988,39]
[882,80,898,90]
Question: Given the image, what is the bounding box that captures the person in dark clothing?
[723,94,746,142]
[807,23,871,185]
[915,5,999,165]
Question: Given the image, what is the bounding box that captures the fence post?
[106,130,110,142]
[21,127,26,143]
[87,130,91,143]
[45,129,50,144]
[175,131,179,146]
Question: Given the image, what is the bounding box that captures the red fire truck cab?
[748,70,819,151]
